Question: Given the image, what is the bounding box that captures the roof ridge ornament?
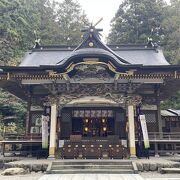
[65,18,130,65]
[146,37,159,52]
[33,30,41,49]
[81,18,103,40]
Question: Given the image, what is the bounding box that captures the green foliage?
[161,0,180,64]
[55,0,89,45]
[0,0,89,65]
[0,89,27,135]
[108,0,166,44]
[161,91,180,109]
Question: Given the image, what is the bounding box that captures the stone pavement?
[38,174,180,180]
[146,179,180,180]
[39,174,144,180]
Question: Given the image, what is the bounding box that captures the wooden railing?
[3,133,42,141]
[147,132,180,140]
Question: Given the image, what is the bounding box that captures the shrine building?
[0,26,180,159]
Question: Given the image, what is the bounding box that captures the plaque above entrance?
[72,109,114,118]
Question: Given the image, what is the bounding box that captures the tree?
[0,0,55,65]
[55,0,89,45]
[161,91,180,109]
[107,0,166,44]
[0,0,89,65]
[0,88,27,135]
[161,0,180,64]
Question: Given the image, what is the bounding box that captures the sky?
[57,0,170,41]
[76,0,123,39]
[56,0,122,40]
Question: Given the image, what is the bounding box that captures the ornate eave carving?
[126,95,142,106]
[72,64,113,81]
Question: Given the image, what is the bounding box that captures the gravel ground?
[141,172,180,179]
[0,172,180,180]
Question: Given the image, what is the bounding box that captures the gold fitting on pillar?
[49,147,55,156]
[130,147,136,156]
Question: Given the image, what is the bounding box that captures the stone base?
[155,154,159,157]
[130,155,137,159]
[48,155,55,159]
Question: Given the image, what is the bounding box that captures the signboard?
[121,139,127,148]
[59,140,64,148]
[72,110,114,118]
[140,115,150,148]
[41,115,49,149]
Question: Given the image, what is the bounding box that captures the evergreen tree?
[107,0,166,44]
[0,88,27,135]
[55,0,89,45]
[0,0,55,65]
[0,0,89,65]
[161,91,180,109]
[162,0,180,64]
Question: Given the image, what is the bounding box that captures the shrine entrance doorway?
[71,109,115,138]
[60,106,126,140]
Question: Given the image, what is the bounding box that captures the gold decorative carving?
[44,95,58,106]
[72,64,112,81]
[7,72,10,80]
[103,93,126,104]
[174,71,177,78]
[127,95,142,106]
[49,71,60,77]
[89,42,94,47]
[83,58,99,62]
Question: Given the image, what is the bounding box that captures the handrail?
[3,133,42,140]
[147,132,180,140]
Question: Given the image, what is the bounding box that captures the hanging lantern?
[103,127,107,131]
[84,127,88,132]
[102,118,105,123]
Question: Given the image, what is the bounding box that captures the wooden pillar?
[25,94,31,135]
[157,97,162,134]
[128,104,136,158]
[156,86,163,138]
[154,143,159,157]
[48,103,57,158]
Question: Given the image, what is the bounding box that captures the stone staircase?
[46,160,138,174]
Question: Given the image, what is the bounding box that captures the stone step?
[52,161,132,166]
[51,164,133,170]
[47,160,136,174]
[160,167,180,174]
[47,169,135,174]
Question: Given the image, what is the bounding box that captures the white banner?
[140,115,150,148]
[59,140,64,148]
[42,115,49,149]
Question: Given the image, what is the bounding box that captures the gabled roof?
[161,110,177,117]
[19,26,169,67]
[167,109,180,116]
[19,45,169,67]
